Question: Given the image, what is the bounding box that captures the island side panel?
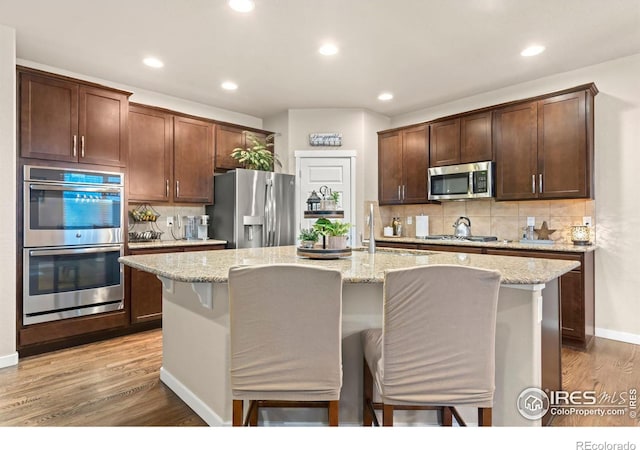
[160,281,231,426]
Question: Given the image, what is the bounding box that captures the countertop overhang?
[119,245,579,285]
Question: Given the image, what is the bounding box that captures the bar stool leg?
[382,404,394,426]
[232,400,243,426]
[328,400,339,426]
[478,407,492,426]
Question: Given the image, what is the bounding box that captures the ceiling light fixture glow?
[319,44,339,56]
[221,81,238,91]
[143,57,164,68]
[228,0,255,12]
[520,45,545,57]
[378,92,393,101]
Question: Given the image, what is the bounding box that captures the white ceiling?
[1,0,639,118]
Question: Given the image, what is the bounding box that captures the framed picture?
[309,133,342,146]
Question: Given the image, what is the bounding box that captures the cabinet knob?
[166,179,169,197]
[176,180,180,198]
[72,135,77,157]
[80,135,85,158]
[531,174,536,194]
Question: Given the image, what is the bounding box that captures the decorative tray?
[296,247,352,259]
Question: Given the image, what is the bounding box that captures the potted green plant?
[313,218,351,249]
[230,133,282,171]
[298,228,319,248]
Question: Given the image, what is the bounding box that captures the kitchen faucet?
[367,203,376,254]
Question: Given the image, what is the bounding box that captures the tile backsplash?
[379,199,595,243]
[128,204,206,241]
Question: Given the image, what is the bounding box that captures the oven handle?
[29,184,122,194]
[28,246,122,257]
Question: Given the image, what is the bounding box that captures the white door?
[296,152,356,246]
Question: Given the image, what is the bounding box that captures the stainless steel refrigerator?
[206,169,296,248]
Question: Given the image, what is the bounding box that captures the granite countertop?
[128,239,227,250]
[119,245,579,285]
[373,236,596,253]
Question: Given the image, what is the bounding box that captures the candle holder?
[570,225,592,246]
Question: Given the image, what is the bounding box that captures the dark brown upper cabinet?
[429,112,492,167]
[495,86,596,200]
[215,125,271,171]
[128,105,173,202]
[128,104,214,204]
[173,115,214,203]
[19,68,129,167]
[378,124,429,205]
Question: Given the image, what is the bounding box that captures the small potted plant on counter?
[298,228,319,248]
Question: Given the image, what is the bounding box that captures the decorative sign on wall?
[309,133,342,147]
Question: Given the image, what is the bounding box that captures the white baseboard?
[159,367,226,426]
[595,327,640,345]
[0,352,18,369]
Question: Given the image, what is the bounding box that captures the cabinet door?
[460,111,492,163]
[494,101,538,200]
[174,115,214,203]
[559,270,584,340]
[19,72,78,162]
[429,118,460,167]
[538,91,587,198]
[78,86,128,166]
[378,131,403,205]
[402,125,429,203]
[128,106,173,202]
[130,267,163,323]
[215,125,245,170]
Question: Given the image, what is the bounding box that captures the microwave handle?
[29,184,122,194]
[469,172,474,195]
[29,246,122,257]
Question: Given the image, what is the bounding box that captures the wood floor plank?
[0,330,637,426]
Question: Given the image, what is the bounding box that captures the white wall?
[264,108,391,244]
[0,25,17,368]
[17,59,263,129]
[392,53,640,342]
[263,110,290,173]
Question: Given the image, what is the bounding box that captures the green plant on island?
[298,228,319,242]
[312,218,351,237]
[230,133,282,171]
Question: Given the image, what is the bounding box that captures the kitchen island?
[119,246,579,426]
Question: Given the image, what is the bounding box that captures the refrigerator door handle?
[264,181,271,246]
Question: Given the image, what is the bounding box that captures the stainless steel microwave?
[428,161,494,200]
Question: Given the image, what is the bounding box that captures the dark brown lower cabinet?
[376,241,594,350]
[128,244,226,324]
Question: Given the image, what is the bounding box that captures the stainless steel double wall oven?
[23,165,125,325]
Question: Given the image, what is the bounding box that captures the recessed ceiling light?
[319,44,339,56]
[378,92,393,101]
[221,81,238,91]
[520,45,545,57]
[143,57,164,68]
[228,0,254,12]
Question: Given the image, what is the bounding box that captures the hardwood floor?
[0,330,637,426]
[554,338,640,426]
[0,329,205,426]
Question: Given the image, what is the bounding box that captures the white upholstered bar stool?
[361,264,501,426]
[228,264,343,426]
